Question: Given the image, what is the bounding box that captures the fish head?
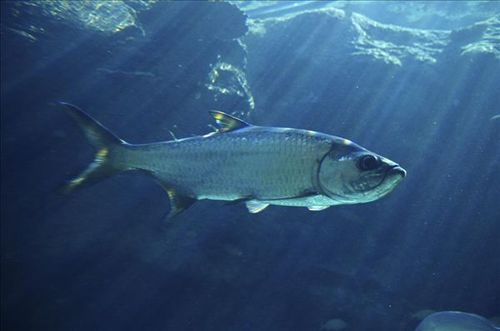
[318,141,406,204]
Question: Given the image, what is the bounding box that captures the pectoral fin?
[307,205,329,211]
[246,200,270,214]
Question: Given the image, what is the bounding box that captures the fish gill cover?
[1,1,500,331]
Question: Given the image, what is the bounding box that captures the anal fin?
[164,186,196,219]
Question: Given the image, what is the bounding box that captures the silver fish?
[60,103,406,218]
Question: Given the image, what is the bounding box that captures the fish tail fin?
[59,102,129,194]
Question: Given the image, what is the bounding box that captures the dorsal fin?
[208,110,251,133]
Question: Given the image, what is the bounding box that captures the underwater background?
[1,1,500,330]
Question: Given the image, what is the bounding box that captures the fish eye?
[358,155,380,171]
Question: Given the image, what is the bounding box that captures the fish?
[59,102,406,218]
[415,311,500,331]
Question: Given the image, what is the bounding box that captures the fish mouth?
[350,165,406,193]
[388,165,406,178]
[368,165,405,191]
[374,165,406,188]
[368,165,405,197]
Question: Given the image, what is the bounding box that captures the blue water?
[1,1,500,330]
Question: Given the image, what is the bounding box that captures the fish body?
[60,103,406,217]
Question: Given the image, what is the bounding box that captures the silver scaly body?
[60,103,406,218]
[122,127,334,204]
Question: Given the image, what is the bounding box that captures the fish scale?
[126,128,332,200]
